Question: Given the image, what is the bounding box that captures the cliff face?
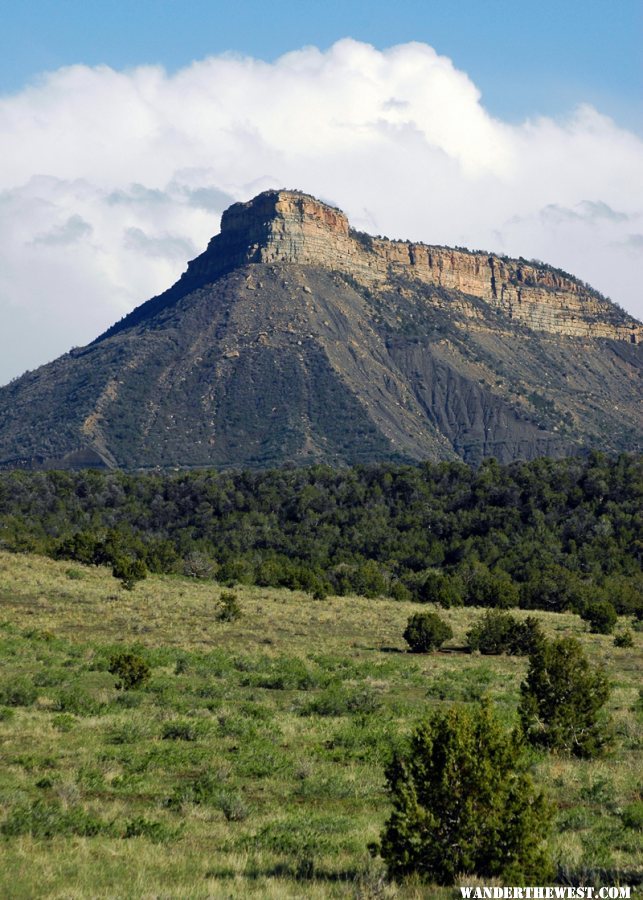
[0,189,641,471]
[183,190,640,343]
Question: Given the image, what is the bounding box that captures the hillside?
[0,551,641,897]
[0,190,641,470]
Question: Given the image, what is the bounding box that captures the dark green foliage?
[112,556,147,591]
[376,703,553,885]
[0,454,641,613]
[122,817,175,843]
[108,652,151,691]
[162,720,199,741]
[403,612,452,653]
[0,676,37,707]
[403,569,463,606]
[519,637,611,757]
[0,799,108,838]
[216,591,241,622]
[621,801,643,830]
[462,565,519,608]
[580,599,618,634]
[614,629,634,648]
[467,611,544,655]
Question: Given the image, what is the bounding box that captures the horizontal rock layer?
[185,190,639,343]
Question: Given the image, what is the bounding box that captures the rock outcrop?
[169,190,640,344]
[0,189,641,471]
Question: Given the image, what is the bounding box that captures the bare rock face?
[181,190,640,344]
[0,189,641,471]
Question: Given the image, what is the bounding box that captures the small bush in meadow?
[467,610,544,656]
[0,677,37,707]
[614,629,634,648]
[519,637,611,758]
[580,599,618,634]
[403,612,452,653]
[108,651,151,691]
[621,801,643,831]
[111,556,147,591]
[216,591,241,622]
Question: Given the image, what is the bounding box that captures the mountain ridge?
[1,189,641,471]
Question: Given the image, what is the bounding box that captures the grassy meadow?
[0,549,641,898]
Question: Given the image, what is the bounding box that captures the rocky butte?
[0,189,641,470]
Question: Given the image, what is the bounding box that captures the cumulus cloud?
[1,39,642,385]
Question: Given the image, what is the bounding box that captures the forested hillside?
[1,452,640,617]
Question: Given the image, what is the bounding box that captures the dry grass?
[0,550,640,898]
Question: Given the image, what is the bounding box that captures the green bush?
[403,612,452,653]
[519,637,611,757]
[216,591,241,622]
[462,565,519,609]
[375,702,553,885]
[621,800,643,830]
[614,629,634,648]
[404,570,463,607]
[108,651,151,690]
[162,720,199,741]
[112,556,147,591]
[122,817,174,843]
[0,799,107,838]
[0,676,37,707]
[467,611,544,656]
[580,599,618,634]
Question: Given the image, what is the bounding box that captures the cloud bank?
[1,39,642,385]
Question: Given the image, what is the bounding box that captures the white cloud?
[1,39,642,385]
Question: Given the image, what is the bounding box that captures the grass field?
[0,550,641,898]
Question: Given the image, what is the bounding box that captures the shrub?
[0,799,107,838]
[519,637,611,757]
[108,651,151,691]
[580,599,618,634]
[621,800,643,830]
[375,702,553,885]
[216,591,241,622]
[404,570,463,607]
[462,565,519,609]
[614,629,634,648]
[403,612,452,653]
[467,611,544,656]
[0,676,37,707]
[162,720,199,741]
[389,581,412,603]
[112,556,147,591]
[122,817,174,843]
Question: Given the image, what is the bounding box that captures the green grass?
[0,550,641,898]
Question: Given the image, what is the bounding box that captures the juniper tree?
[376,702,552,885]
[519,636,611,757]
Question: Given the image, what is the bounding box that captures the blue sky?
[2,0,641,131]
[0,0,642,385]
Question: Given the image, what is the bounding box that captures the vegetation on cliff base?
[0,452,640,619]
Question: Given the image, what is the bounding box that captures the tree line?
[0,451,640,617]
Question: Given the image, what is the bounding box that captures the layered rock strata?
[182,190,639,344]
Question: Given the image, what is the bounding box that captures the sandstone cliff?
[172,190,640,344]
[0,189,641,471]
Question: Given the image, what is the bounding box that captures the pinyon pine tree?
[376,702,552,886]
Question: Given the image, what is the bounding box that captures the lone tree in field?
[376,702,552,886]
[112,556,147,591]
[519,636,611,758]
[108,652,151,691]
[403,611,452,653]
